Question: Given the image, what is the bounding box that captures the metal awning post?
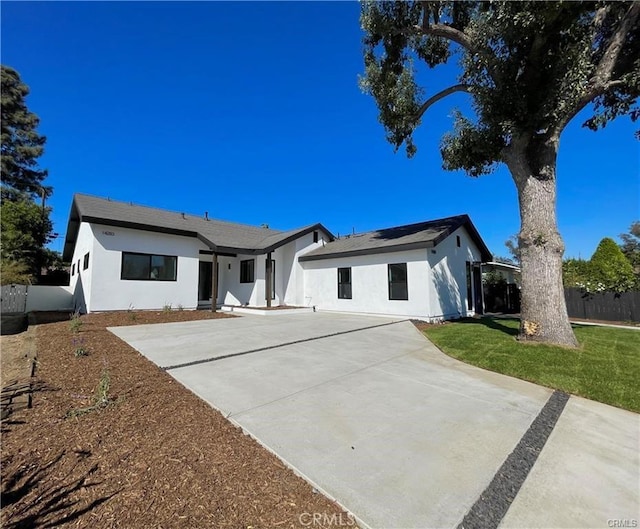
[211,252,218,312]
[265,252,272,308]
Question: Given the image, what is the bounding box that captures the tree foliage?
[1,65,54,282]
[504,234,521,265]
[360,1,639,171]
[563,238,636,292]
[619,221,640,276]
[1,193,54,277]
[590,237,636,291]
[1,65,49,197]
[562,257,593,290]
[491,255,515,266]
[0,259,32,285]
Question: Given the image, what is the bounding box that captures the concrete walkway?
[109,313,639,529]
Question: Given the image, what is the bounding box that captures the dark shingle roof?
[63,194,332,260]
[298,215,491,262]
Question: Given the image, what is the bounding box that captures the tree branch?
[592,2,639,89]
[411,23,479,56]
[408,20,500,85]
[553,2,640,135]
[415,84,471,121]
[420,1,430,29]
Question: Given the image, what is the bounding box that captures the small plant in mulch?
[162,303,172,312]
[127,303,138,321]
[177,304,184,311]
[72,336,89,357]
[66,370,119,418]
[69,310,83,333]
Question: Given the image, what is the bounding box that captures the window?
[240,259,254,283]
[313,231,319,243]
[121,252,177,281]
[337,267,352,299]
[456,235,461,247]
[72,263,75,276]
[466,261,473,310]
[388,263,408,300]
[83,253,90,270]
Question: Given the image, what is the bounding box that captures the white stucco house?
[63,194,491,319]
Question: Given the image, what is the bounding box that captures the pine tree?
[1,65,48,197]
[1,65,54,281]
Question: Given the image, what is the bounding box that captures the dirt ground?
[0,310,355,529]
[1,333,32,387]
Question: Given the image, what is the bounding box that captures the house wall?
[69,222,95,312]
[302,249,431,318]
[71,222,327,312]
[215,230,327,308]
[216,252,268,307]
[283,230,329,306]
[85,223,205,312]
[427,226,483,319]
[301,227,484,320]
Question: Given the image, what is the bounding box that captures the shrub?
[0,259,33,285]
[69,310,83,333]
[590,238,635,292]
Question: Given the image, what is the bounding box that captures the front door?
[198,261,218,302]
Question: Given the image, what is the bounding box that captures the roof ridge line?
[341,214,469,237]
[74,193,284,233]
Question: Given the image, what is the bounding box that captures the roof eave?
[81,216,199,240]
[299,241,435,262]
[262,223,335,254]
[62,197,81,261]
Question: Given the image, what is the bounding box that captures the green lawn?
[422,318,640,413]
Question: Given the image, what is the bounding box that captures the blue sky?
[2,1,638,260]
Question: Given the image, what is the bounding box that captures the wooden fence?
[1,284,28,313]
[564,288,640,323]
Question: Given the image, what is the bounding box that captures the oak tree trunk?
[504,137,578,348]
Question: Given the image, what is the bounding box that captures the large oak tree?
[360,1,639,346]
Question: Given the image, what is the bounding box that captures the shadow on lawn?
[457,317,520,337]
[1,449,119,529]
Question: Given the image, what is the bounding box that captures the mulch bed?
[1,310,354,528]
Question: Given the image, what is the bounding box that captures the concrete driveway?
[110,313,639,529]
